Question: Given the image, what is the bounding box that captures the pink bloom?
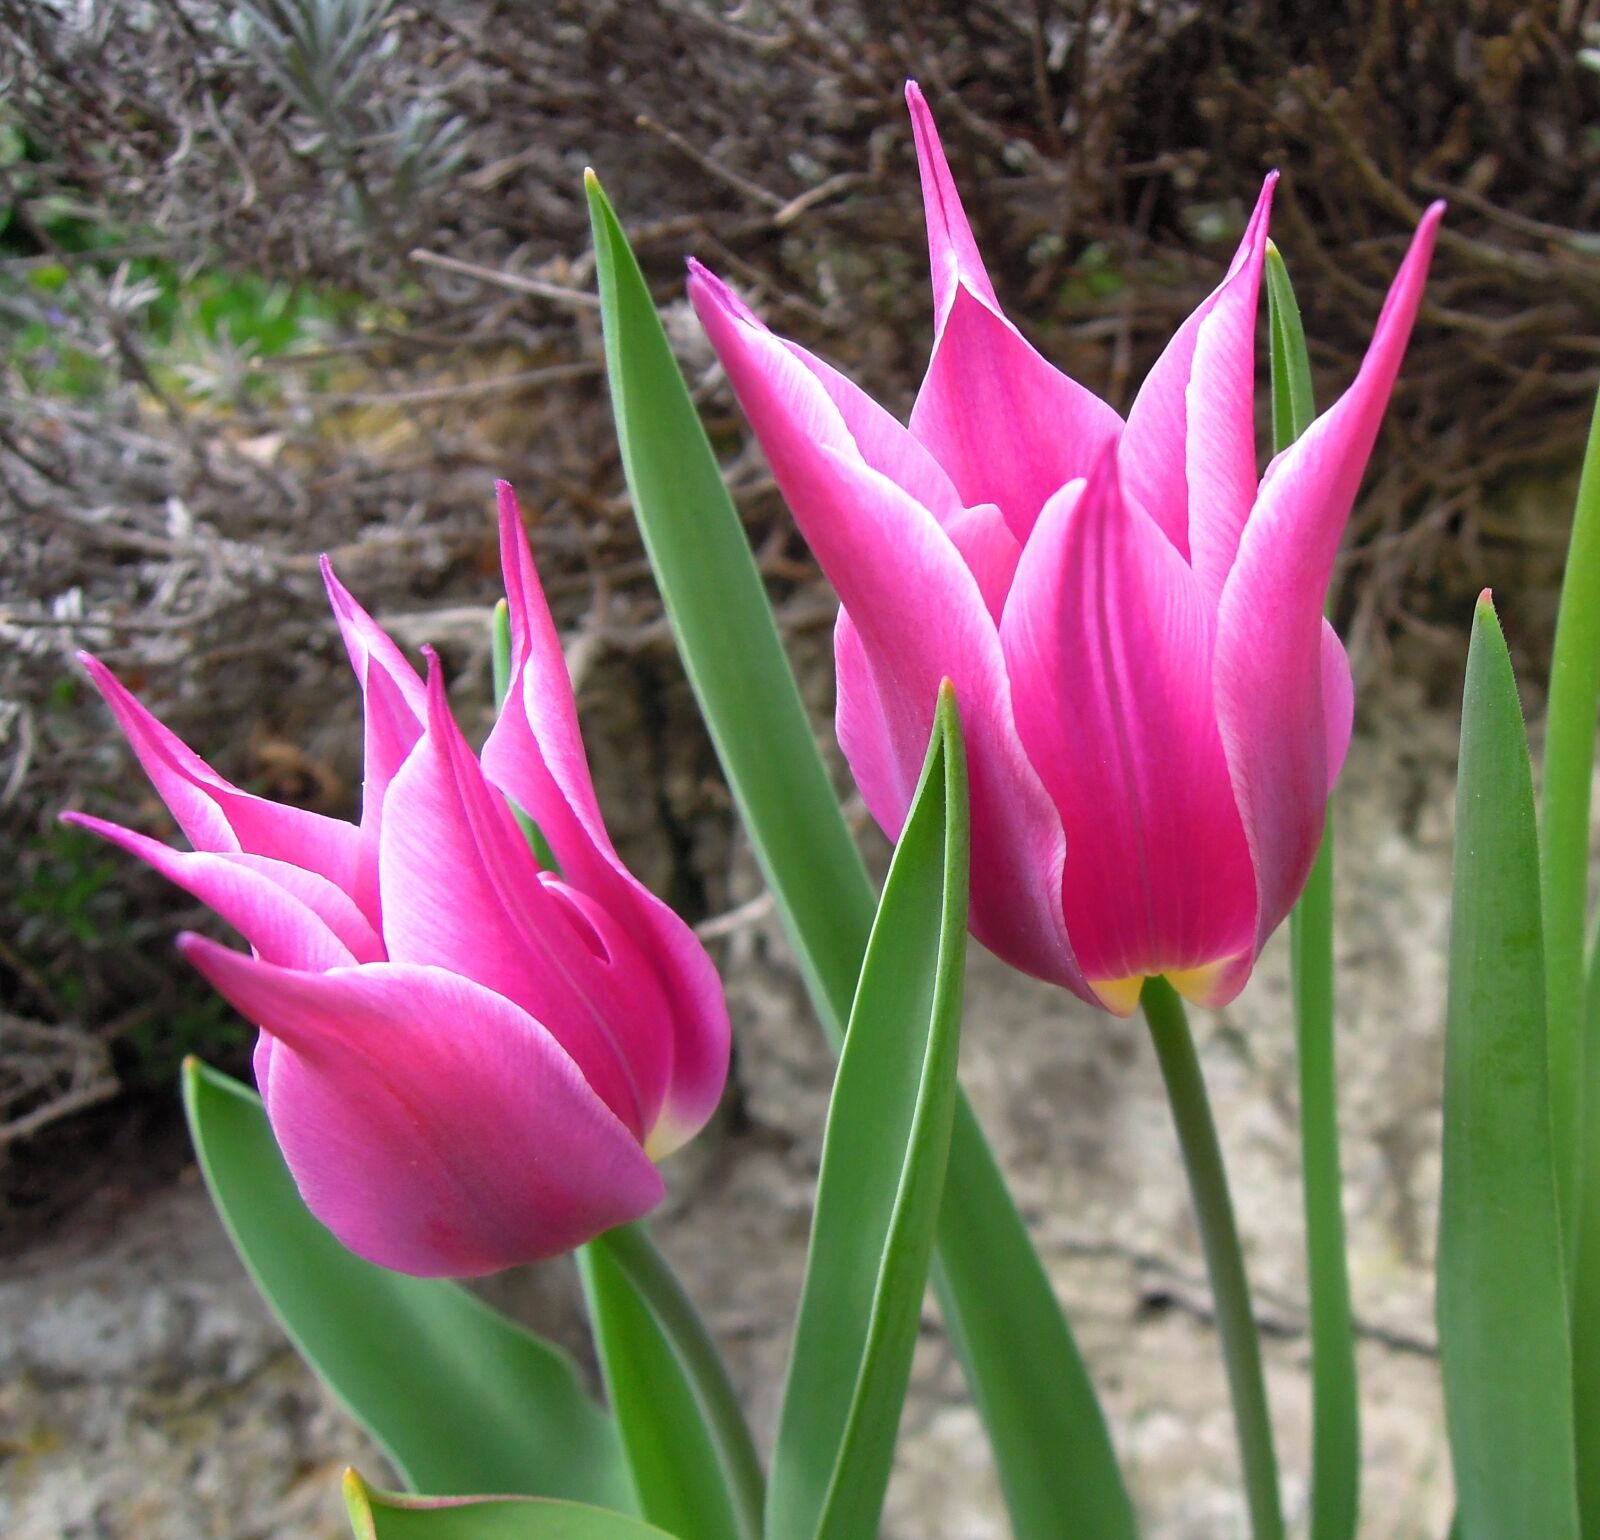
[67,485,730,1276]
[689,82,1441,1014]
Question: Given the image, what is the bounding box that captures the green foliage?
[1439,597,1579,1540]
[1271,245,1360,1540]
[343,1473,675,1540]
[767,688,968,1540]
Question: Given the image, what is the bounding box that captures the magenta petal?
[1321,620,1354,785]
[771,332,967,527]
[910,285,1124,543]
[1215,203,1443,950]
[380,658,673,1142]
[80,654,363,896]
[904,80,1001,333]
[178,938,663,1276]
[481,489,729,1154]
[691,269,1084,991]
[942,502,1023,621]
[899,84,1123,541]
[321,557,427,718]
[64,813,380,968]
[1000,458,1256,1000]
[1121,175,1275,570]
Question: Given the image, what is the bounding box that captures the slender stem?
[1290,822,1360,1540]
[1142,976,1285,1540]
[1541,388,1600,1257]
[594,1223,766,1540]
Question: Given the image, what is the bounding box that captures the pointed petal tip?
[174,929,210,963]
[495,478,521,535]
[77,650,114,687]
[685,256,731,306]
[904,79,925,111]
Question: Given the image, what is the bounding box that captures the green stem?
[1541,388,1600,1259]
[1290,823,1360,1540]
[593,1223,766,1540]
[1142,976,1285,1540]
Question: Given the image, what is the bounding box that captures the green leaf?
[182,1060,629,1508]
[1438,596,1579,1540]
[768,685,968,1540]
[343,1470,675,1540]
[1265,242,1316,450]
[1576,921,1600,1535]
[585,168,1135,1540]
[1542,388,1600,1249]
[1270,245,1359,1540]
[579,1225,762,1540]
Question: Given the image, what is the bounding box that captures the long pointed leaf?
[1540,390,1600,1536]
[1577,922,1600,1535]
[584,168,1136,1540]
[1542,389,1600,1251]
[1438,596,1579,1540]
[182,1060,628,1507]
[768,685,967,1540]
[344,1471,675,1540]
[1269,244,1359,1540]
[579,1225,762,1540]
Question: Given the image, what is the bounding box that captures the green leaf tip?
[343,1468,379,1540]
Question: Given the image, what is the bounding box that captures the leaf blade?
[1270,243,1359,1540]
[579,1226,760,1540]
[344,1470,677,1540]
[767,686,967,1540]
[1438,596,1579,1540]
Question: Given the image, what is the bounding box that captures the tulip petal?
[81,653,363,895]
[1321,619,1354,784]
[348,659,423,928]
[904,80,1001,333]
[1215,204,1442,951]
[178,937,664,1277]
[320,558,427,919]
[320,556,428,719]
[1000,457,1256,1005]
[1120,175,1275,574]
[942,502,1023,621]
[910,284,1124,543]
[769,329,967,527]
[380,656,675,1142]
[691,266,1086,993]
[482,488,730,1153]
[63,813,380,968]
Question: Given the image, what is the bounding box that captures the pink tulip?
[689,81,1441,1014]
[66,485,730,1276]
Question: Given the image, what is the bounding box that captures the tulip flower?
[689,82,1441,1015]
[66,485,730,1276]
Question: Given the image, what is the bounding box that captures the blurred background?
[3,2,1599,1536]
